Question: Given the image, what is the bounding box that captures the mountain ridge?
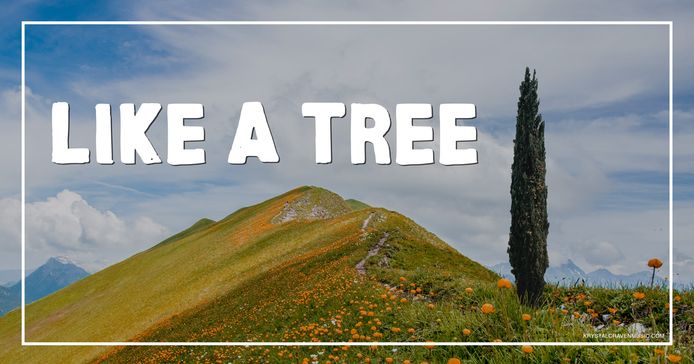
[490,259,667,288]
[0,257,89,316]
[0,186,496,363]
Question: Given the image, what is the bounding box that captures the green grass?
[0,186,691,364]
[346,199,372,211]
[151,217,216,249]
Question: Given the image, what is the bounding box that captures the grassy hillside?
[0,186,496,362]
[346,199,371,211]
[0,186,691,363]
[151,217,215,248]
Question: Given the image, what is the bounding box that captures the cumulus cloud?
[0,190,168,271]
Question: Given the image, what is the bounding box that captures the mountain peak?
[271,186,352,224]
[48,256,78,266]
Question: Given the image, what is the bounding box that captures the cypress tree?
[508,67,549,307]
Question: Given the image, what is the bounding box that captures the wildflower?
[424,341,435,349]
[521,345,534,354]
[667,354,682,363]
[674,295,681,302]
[403,361,411,364]
[613,320,621,325]
[481,303,495,314]
[427,303,435,309]
[407,328,415,334]
[583,300,593,307]
[463,328,472,336]
[522,313,532,321]
[385,358,394,363]
[654,348,665,355]
[448,359,462,364]
[497,278,513,289]
[648,258,663,287]
[465,287,474,294]
[633,292,646,300]
[400,298,408,303]
[399,276,407,282]
[608,307,618,314]
[648,258,663,269]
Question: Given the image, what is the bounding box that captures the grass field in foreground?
[0,186,690,363]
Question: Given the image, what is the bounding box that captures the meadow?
[0,186,690,363]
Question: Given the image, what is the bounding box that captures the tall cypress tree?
[508,67,549,307]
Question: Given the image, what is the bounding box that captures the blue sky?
[0,1,692,286]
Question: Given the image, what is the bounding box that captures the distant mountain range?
[0,257,89,316]
[490,259,666,288]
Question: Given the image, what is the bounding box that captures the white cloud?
[0,190,168,271]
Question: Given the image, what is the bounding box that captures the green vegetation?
[0,186,690,364]
[346,199,372,211]
[151,217,216,248]
[509,67,550,307]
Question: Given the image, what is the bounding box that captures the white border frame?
[20,20,674,347]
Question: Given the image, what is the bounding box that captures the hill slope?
[0,186,496,363]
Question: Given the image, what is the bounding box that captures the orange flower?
[633,292,646,300]
[608,307,618,314]
[403,361,411,364]
[385,358,394,363]
[424,340,435,349]
[654,348,665,355]
[497,278,513,289]
[666,354,682,363]
[613,320,621,325]
[427,303,435,309]
[399,276,408,282]
[465,287,474,294]
[521,345,534,354]
[522,313,532,321]
[648,258,663,269]
[583,300,593,307]
[462,328,472,336]
[481,303,495,314]
[448,359,462,364]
